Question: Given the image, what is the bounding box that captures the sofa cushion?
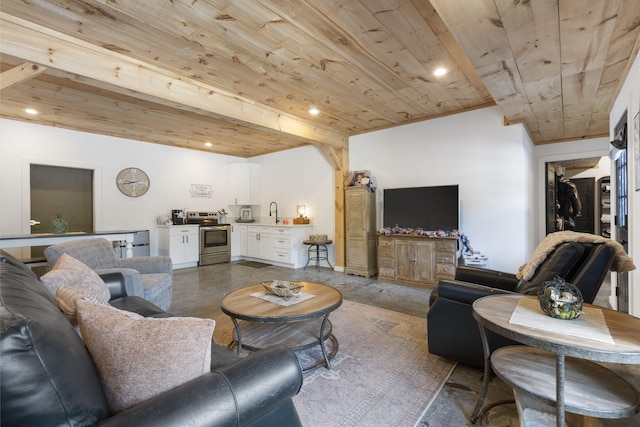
[44,238,119,270]
[515,242,585,295]
[77,300,215,414]
[55,286,108,330]
[0,251,110,426]
[40,253,111,302]
[141,272,173,311]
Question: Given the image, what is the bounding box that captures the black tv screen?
[383,185,459,231]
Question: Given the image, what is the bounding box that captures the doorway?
[30,164,94,234]
[545,159,602,235]
[571,178,595,234]
[29,164,94,274]
[612,112,629,313]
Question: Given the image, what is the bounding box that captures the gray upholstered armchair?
[44,238,173,310]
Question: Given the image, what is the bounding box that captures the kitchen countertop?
[0,230,146,257]
[0,230,144,240]
[233,222,312,227]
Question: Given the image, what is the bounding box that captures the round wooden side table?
[472,294,640,426]
[303,239,333,269]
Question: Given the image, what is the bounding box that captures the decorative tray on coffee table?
[261,280,304,298]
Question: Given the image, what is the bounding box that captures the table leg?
[322,244,333,269]
[304,245,312,269]
[471,324,492,423]
[230,317,243,355]
[319,313,332,369]
[556,354,565,427]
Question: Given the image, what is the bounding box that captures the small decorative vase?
[50,213,68,234]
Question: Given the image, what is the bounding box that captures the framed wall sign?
[240,207,252,220]
[190,184,212,198]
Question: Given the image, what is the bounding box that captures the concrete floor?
[169,262,639,427]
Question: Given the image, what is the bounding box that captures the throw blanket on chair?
[517,231,636,281]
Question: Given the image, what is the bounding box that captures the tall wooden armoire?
[345,186,377,277]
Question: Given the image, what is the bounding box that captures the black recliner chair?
[427,240,616,368]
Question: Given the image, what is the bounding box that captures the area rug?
[237,260,271,268]
[212,300,456,427]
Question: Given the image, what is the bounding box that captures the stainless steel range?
[186,212,231,265]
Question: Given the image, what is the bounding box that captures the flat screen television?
[383,185,459,231]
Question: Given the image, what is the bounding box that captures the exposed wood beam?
[0,12,346,148]
[0,62,47,91]
[312,143,344,171]
[333,143,349,270]
[309,139,348,269]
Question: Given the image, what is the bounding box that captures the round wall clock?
[116,167,150,197]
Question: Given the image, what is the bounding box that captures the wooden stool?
[303,240,333,269]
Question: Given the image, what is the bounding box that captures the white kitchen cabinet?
[242,224,313,268]
[247,227,273,259]
[227,163,260,205]
[230,224,248,258]
[158,225,199,269]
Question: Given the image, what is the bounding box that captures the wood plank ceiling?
[1,0,639,159]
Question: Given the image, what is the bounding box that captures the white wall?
[609,48,640,316]
[0,119,241,255]
[350,106,533,272]
[1,102,626,277]
[249,146,336,260]
[0,119,335,259]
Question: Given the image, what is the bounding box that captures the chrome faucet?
[269,201,279,223]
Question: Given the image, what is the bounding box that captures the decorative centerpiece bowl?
[537,276,583,320]
[262,280,303,299]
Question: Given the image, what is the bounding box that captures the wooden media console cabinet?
[377,234,458,288]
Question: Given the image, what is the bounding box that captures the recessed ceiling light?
[308,108,320,116]
[433,68,448,77]
[24,108,39,115]
[204,142,212,147]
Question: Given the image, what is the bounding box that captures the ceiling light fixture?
[433,67,448,77]
[308,108,320,116]
[204,142,212,147]
[24,108,39,115]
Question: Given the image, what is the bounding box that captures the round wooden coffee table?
[221,282,343,371]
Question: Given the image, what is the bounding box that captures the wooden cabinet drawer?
[273,237,291,249]
[435,241,456,252]
[378,237,393,248]
[436,263,455,276]
[378,268,395,279]
[378,256,394,269]
[272,250,291,263]
[436,254,455,264]
[378,246,394,258]
[272,227,292,236]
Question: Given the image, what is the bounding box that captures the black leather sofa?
[0,249,303,426]
[427,241,616,368]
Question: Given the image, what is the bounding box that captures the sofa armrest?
[118,256,173,276]
[95,345,303,427]
[435,279,515,305]
[98,272,127,300]
[94,268,143,297]
[454,266,519,291]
